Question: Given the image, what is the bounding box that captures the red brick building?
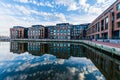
[86,0,120,40]
[28,25,45,39]
[10,26,28,39]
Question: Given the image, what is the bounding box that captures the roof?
[13,26,24,28]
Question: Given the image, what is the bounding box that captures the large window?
[68,32,70,35]
[101,20,104,31]
[54,30,56,33]
[68,29,70,32]
[112,30,120,39]
[105,17,108,29]
[117,12,120,19]
[117,22,120,27]
[97,22,100,32]
[117,3,120,10]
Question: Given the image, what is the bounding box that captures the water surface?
[0,42,119,80]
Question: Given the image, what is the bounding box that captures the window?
[54,30,56,33]
[117,22,120,27]
[105,17,108,29]
[117,12,120,19]
[68,36,70,39]
[64,30,66,33]
[112,12,114,21]
[68,29,70,32]
[101,20,104,31]
[97,22,100,32]
[105,17,108,23]
[117,3,120,10]
[68,26,70,29]
[68,32,70,35]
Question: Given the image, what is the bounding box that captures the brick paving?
[92,41,120,49]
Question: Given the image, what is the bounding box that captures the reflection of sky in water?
[0,53,105,80]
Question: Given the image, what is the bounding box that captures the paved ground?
[92,41,120,48]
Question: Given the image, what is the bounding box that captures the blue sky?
[0,0,116,36]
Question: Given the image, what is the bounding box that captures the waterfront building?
[71,24,89,40]
[44,27,48,39]
[28,25,45,39]
[86,0,120,40]
[54,23,71,40]
[10,23,89,40]
[47,25,55,39]
[10,26,28,39]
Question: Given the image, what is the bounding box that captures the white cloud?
[55,0,79,11]
[0,14,33,36]
[38,1,54,8]
[45,1,54,8]
[97,0,106,3]
[14,0,54,8]
[39,2,44,6]
[0,2,67,36]
[30,9,66,22]
[31,1,54,8]
[0,0,117,36]
[67,2,78,11]
[66,14,96,24]
[15,5,31,15]
[78,0,116,15]
[79,0,87,6]
[87,6,102,15]
[54,13,66,22]
[14,0,29,3]
[20,0,28,3]
[33,0,37,4]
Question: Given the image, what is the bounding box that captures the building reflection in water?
[10,42,120,80]
[48,43,86,59]
[28,42,47,55]
[10,42,86,59]
[10,42,28,54]
[84,45,120,80]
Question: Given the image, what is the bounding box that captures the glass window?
[68,36,70,39]
[97,22,100,32]
[105,17,108,23]
[117,22,120,27]
[101,20,104,31]
[68,29,70,32]
[68,26,70,29]
[105,17,108,29]
[61,30,63,33]
[68,32,70,35]
[54,30,56,33]
[117,3,120,10]
[117,12,120,19]
[64,30,66,33]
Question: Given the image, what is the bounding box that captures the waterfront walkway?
[11,39,120,49]
[92,41,120,49]
[11,39,120,56]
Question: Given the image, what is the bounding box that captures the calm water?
[0,42,119,80]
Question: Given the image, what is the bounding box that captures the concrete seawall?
[11,39,120,57]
